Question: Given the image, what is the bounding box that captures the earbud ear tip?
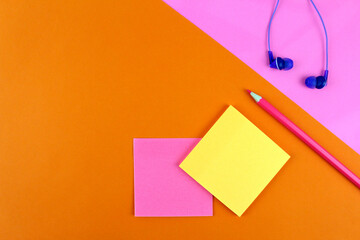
[305,76,317,89]
[283,58,293,70]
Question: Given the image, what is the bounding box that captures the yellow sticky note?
[180,105,290,216]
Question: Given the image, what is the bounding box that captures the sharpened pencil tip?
[246,89,251,94]
[248,91,262,103]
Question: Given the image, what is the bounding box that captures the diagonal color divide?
[163,0,360,155]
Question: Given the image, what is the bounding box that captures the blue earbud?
[268,51,293,71]
[305,70,329,89]
[267,0,329,90]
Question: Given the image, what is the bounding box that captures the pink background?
[163,0,360,154]
[133,138,212,217]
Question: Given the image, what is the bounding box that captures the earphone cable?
[267,0,280,52]
[309,0,328,71]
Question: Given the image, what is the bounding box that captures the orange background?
[0,1,359,239]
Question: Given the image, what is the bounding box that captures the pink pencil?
[247,90,360,189]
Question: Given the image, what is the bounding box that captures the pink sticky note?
[163,0,360,155]
[133,138,212,217]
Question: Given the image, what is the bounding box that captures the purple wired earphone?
[267,0,329,89]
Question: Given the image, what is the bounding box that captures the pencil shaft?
[252,92,360,189]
